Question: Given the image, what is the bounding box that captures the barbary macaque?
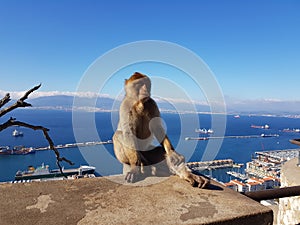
[113,72,209,188]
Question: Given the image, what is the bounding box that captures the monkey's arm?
[147,99,209,188]
[145,99,177,155]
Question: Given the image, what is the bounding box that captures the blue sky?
[0,0,299,103]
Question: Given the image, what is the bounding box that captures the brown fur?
[125,72,147,85]
[113,72,209,188]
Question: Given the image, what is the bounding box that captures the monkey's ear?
[125,79,128,85]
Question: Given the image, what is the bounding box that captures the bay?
[1,110,300,182]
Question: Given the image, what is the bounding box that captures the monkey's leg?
[113,131,144,183]
[124,148,145,183]
[113,131,129,164]
[138,146,172,177]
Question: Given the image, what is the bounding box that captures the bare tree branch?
[0,117,74,176]
[0,84,41,117]
[20,83,41,101]
[0,93,11,109]
[0,84,74,178]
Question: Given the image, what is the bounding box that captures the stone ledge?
[278,158,300,225]
[0,175,273,225]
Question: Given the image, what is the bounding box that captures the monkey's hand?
[187,173,210,188]
[166,151,210,189]
[167,151,185,168]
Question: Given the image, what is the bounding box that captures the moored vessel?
[15,163,96,181]
[282,128,300,133]
[0,146,35,155]
[12,129,23,137]
[195,128,214,134]
[251,124,269,129]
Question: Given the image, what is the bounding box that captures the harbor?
[187,159,245,185]
[188,148,300,192]
[226,148,299,192]
[246,148,300,179]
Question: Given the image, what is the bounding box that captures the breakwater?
[187,159,243,170]
[33,140,113,151]
[185,134,279,141]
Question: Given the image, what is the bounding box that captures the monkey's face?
[139,84,149,99]
[125,72,151,100]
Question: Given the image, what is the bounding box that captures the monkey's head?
[125,72,151,100]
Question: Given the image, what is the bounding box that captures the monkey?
[113,72,209,188]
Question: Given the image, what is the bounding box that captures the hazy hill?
[30,95,117,111]
[25,95,300,116]
[28,95,210,113]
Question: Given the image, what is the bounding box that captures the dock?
[185,134,279,141]
[255,149,299,161]
[226,171,248,180]
[187,159,237,170]
[33,140,113,151]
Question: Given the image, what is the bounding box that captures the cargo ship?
[15,163,96,181]
[0,146,35,155]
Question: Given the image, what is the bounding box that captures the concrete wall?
[278,158,300,225]
[0,175,273,225]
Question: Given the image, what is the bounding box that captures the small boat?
[234,115,240,118]
[195,128,214,134]
[251,124,269,129]
[282,128,300,133]
[15,163,96,181]
[12,129,23,137]
[261,133,279,138]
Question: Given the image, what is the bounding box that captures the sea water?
[1,109,300,182]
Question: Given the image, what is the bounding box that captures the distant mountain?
[28,95,211,113]
[156,100,211,113]
[226,99,300,115]
[25,95,300,116]
[30,95,118,111]
[30,95,74,107]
